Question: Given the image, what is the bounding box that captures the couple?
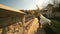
[36,13,51,28]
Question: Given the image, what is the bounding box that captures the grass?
[43,17,60,34]
[50,18,60,34]
[34,17,60,34]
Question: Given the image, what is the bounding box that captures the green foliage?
[50,19,60,34]
[43,17,60,34]
[35,17,60,34]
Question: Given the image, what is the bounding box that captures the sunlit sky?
[0,0,53,10]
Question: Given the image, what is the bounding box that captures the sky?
[0,0,53,10]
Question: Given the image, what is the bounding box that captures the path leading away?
[27,14,51,34]
[27,18,46,34]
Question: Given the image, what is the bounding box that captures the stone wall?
[0,14,39,34]
[0,22,23,34]
[0,14,24,34]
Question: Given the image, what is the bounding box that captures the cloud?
[36,0,53,9]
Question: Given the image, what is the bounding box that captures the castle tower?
[36,5,41,14]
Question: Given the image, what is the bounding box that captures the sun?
[37,0,50,9]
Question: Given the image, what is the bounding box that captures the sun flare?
[36,0,51,9]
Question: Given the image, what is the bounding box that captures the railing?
[22,15,35,34]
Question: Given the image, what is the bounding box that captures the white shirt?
[40,14,51,25]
